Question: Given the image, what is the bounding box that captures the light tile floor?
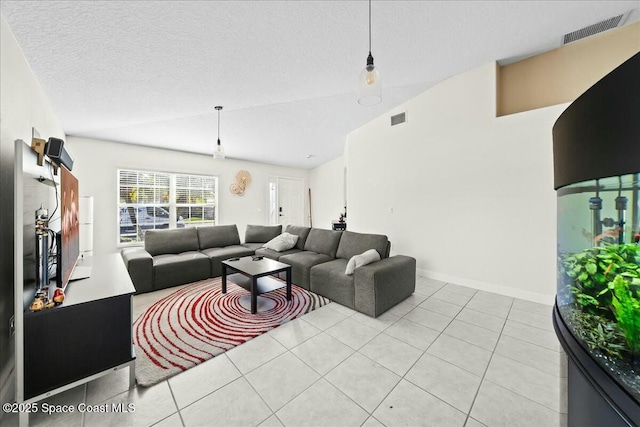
[5,277,567,427]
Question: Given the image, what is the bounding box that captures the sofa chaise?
[256,226,415,317]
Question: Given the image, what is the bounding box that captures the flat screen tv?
[57,166,79,288]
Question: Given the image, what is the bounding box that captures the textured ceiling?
[2,1,638,169]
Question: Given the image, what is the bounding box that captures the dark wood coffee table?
[221,256,292,314]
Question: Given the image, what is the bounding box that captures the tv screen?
[59,166,79,288]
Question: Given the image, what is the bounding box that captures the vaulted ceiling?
[2,1,638,168]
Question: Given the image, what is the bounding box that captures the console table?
[19,254,136,424]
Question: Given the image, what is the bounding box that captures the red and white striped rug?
[132,277,330,386]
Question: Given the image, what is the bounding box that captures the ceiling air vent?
[562,12,630,45]
[391,112,406,126]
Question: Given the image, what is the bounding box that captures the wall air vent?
[390,112,406,126]
[562,12,630,45]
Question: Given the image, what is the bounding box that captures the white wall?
[65,137,309,256]
[345,62,566,304]
[0,13,66,408]
[0,16,65,145]
[309,156,345,229]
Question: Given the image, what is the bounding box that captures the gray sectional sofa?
[121,224,415,317]
[121,224,260,294]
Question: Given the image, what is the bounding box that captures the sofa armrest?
[121,248,153,294]
[354,255,416,317]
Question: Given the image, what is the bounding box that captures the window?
[175,174,217,228]
[118,169,218,244]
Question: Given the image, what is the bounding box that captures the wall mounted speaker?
[45,137,74,171]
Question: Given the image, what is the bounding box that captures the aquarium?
[552,52,639,425]
[556,173,640,402]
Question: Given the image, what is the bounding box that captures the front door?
[269,177,304,226]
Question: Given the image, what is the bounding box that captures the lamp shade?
[213,140,225,159]
[358,66,382,106]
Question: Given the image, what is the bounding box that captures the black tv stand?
[22,254,136,404]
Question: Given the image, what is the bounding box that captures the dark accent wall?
[0,128,15,407]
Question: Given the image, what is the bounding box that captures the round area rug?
[133,277,330,387]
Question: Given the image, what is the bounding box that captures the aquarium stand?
[553,304,639,427]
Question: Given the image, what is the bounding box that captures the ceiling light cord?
[214,106,225,159]
[369,0,372,54]
[367,0,374,71]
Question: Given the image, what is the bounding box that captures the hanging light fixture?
[213,106,225,159]
[358,0,381,106]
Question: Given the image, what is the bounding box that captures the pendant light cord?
[214,106,224,154]
[368,0,372,54]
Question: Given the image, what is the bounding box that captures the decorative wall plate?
[230,170,251,195]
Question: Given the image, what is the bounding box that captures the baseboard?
[416,268,555,305]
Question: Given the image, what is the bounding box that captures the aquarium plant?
[560,243,640,358]
[610,275,640,357]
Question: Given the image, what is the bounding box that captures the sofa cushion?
[241,242,263,251]
[255,247,301,261]
[145,228,199,256]
[245,224,282,243]
[310,259,355,308]
[303,228,343,258]
[279,251,333,290]
[264,232,299,252]
[201,245,256,277]
[152,251,210,289]
[197,225,241,249]
[345,249,381,275]
[284,225,312,250]
[335,230,389,260]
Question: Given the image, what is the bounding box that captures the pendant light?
[213,106,225,159]
[358,0,381,106]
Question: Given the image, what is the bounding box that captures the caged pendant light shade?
[213,106,225,160]
[358,0,381,106]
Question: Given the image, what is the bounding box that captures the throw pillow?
[263,232,299,252]
[345,249,381,275]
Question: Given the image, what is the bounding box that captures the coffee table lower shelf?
[227,273,286,295]
[222,257,292,314]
